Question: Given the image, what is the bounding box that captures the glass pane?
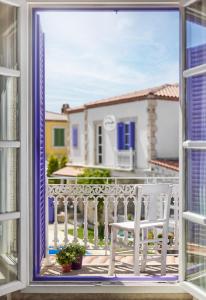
[0,219,18,285]
[0,76,18,140]
[98,126,102,135]
[186,149,206,215]
[0,3,17,69]
[0,148,18,213]
[186,74,206,140]
[186,0,206,68]
[186,220,206,292]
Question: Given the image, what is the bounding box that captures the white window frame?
[95,123,103,165]
[179,0,206,299]
[52,127,65,148]
[25,0,190,297]
[0,0,28,297]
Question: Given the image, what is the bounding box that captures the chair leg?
[134,231,140,276]
[108,227,117,276]
[161,226,167,276]
[141,228,148,273]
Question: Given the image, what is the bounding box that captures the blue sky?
[40,11,179,113]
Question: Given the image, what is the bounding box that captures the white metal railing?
[46,177,179,259]
[116,148,135,169]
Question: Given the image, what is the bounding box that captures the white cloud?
[40,11,179,111]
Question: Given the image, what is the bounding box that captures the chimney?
[61,104,70,114]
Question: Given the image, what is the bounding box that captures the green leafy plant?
[65,242,86,256]
[56,246,76,265]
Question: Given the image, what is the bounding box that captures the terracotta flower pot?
[72,255,83,270]
[62,263,72,273]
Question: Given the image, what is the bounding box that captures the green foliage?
[68,225,104,246]
[60,155,68,169]
[56,246,76,265]
[77,168,111,184]
[65,242,86,256]
[47,155,59,177]
[68,226,94,244]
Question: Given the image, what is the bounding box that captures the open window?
[0,0,27,297]
[180,1,206,299]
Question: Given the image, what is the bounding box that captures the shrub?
[60,155,68,169]
[47,155,59,177]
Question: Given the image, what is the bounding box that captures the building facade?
[45,111,69,159]
[66,83,179,176]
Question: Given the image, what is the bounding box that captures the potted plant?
[66,243,86,270]
[56,246,76,273]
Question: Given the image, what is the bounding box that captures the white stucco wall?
[86,101,148,170]
[155,100,179,159]
[69,112,85,164]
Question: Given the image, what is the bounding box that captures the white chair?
[108,184,172,276]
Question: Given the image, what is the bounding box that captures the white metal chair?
[108,184,172,276]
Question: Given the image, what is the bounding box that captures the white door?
[0,0,27,296]
[180,1,206,299]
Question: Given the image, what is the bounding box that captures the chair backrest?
[134,184,173,227]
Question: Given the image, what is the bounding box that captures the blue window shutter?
[72,127,78,147]
[117,122,125,150]
[34,14,46,275]
[129,122,135,150]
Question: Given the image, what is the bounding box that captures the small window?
[54,128,65,147]
[72,126,78,148]
[117,121,135,150]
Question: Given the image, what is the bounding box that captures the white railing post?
[73,197,78,243]
[104,196,109,253]
[64,196,68,245]
[124,197,128,244]
[94,197,99,249]
[83,196,88,248]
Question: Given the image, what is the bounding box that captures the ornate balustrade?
[46,177,179,256]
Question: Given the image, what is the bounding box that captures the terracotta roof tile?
[66,83,179,113]
[150,159,179,172]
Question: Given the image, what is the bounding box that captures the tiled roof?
[66,83,179,113]
[150,159,179,172]
[45,111,68,121]
[53,166,83,177]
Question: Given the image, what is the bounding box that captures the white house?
[64,83,179,177]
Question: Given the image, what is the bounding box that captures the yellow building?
[45,111,69,160]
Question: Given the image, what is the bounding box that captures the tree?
[47,155,59,177]
[59,155,68,169]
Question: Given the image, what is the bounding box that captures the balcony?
[116,149,135,170]
[41,177,179,279]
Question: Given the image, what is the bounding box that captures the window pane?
[0,3,17,69]
[0,219,18,285]
[186,74,206,140]
[0,76,18,140]
[186,0,206,68]
[186,220,206,292]
[186,149,206,215]
[98,126,102,135]
[0,148,18,213]
[54,128,64,147]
